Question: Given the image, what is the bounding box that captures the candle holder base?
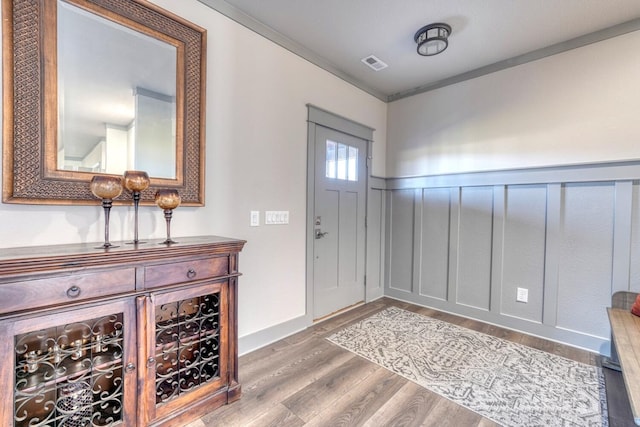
[95,242,119,249]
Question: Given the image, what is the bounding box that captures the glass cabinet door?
[140,280,228,424]
[3,299,136,426]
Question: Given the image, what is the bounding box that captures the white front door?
[313,124,367,319]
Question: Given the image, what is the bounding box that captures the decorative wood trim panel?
[384,165,640,355]
[386,160,640,190]
[417,187,451,301]
[500,184,547,324]
[456,186,493,311]
[542,183,562,327]
[555,182,615,339]
[366,187,385,302]
[385,189,415,294]
[613,181,633,294]
[631,182,640,293]
[490,185,505,316]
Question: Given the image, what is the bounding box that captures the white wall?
[387,30,640,177]
[0,1,387,346]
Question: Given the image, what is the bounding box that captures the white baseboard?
[238,314,310,356]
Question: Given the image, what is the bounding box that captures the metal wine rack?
[14,314,125,426]
[154,292,221,405]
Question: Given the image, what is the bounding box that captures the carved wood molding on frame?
[2,0,206,205]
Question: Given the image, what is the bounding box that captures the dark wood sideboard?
[0,235,245,426]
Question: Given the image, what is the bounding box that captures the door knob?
[315,229,329,239]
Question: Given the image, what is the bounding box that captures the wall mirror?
[2,0,206,205]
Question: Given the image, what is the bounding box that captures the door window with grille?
[325,140,358,182]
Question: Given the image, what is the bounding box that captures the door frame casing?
[305,104,375,322]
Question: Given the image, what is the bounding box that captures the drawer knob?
[66,285,81,298]
[125,362,136,373]
[186,269,197,279]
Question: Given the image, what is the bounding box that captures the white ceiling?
[200,0,640,101]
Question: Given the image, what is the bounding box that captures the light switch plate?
[250,211,260,227]
[265,211,289,225]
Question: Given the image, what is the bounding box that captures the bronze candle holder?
[123,171,150,244]
[155,189,181,245]
[90,176,123,249]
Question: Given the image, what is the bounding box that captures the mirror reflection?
[57,1,177,179]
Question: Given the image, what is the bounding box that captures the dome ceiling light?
[414,23,451,56]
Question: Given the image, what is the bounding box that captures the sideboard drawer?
[0,268,136,314]
[144,256,229,289]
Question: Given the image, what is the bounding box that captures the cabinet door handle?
[186,269,197,279]
[147,357,156,367]
[66,285,81,298]
[125,362,136,373]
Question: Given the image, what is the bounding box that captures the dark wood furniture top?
[0,235,243,273]
[0,235,245,295]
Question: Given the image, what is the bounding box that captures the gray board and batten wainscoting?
[373,160,640,356]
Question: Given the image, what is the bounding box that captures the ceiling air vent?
[361,55,388,71]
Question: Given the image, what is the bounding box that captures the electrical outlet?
[516,287,529,303]
[250,211,260,227]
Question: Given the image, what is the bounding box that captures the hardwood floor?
[186,297,634,427]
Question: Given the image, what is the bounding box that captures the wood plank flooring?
[187,297,635,427]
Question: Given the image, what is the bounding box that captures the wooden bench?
[608,304,640,425]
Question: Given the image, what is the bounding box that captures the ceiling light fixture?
[414,23,451,56]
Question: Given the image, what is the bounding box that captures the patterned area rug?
[327,307,608,427]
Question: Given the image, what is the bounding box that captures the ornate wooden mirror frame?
[2,0,206,205]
